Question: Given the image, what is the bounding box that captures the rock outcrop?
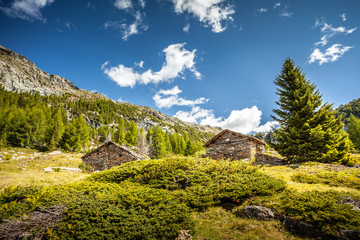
[0,45,80,96]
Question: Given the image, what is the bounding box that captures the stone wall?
[82,142,143,171]
[205,131,264,161]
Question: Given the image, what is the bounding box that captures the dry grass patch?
[258,163,360,195]
[0,148,89,189]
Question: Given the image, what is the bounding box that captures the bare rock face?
[0,45,80,96]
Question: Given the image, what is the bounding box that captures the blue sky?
[1,0,359,134]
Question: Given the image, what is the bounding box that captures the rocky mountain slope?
[0,45,221,136]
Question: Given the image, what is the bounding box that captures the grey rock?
[176,230,192,240]
[340,196,360,211]
[236,205,276,221]
[0,45,80,96]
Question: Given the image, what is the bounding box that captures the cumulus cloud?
[102,43,201,87]
[0,0,54,21]
[183,23,190,33]
[153,86,208,109]
[308,44,353,65]
[314,20,357,46]
[255,8,267,14]
[340,13,346,22]
[171,0,235,33]
[274,2,280,9]
[104,11,148,40]
[114,0,132,10]
[174,106,278,134]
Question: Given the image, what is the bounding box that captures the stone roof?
[82,141,147,160]
[204,129,266,147]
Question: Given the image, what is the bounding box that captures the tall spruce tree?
[272,59,350,163]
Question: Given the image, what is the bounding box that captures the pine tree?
[47,109,65,150]
[125,120,138,146]
[184,139,196,156]
[114,118,125,145]
[61,114,90,152]
[151,126,166,158]
[348,114,360,150]
[272,58,350,163]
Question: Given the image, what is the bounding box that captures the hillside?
[337,98,360,120]
[0,45,221,153]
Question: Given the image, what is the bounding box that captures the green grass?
[192,207,302,240]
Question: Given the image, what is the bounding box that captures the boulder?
[236,205,276,221]
[176,230,192,240]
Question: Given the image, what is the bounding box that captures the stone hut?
[81,141,147,171]
[204,129,266,161]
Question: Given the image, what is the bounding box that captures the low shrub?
[90,157,287,209]
[275,190,360,237]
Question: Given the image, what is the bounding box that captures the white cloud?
[174,106,278,134]
[183,23,190,33]
[280,11,293,18]
[314,20,357,46]
[117,97,126,102]
[138,0,145,8]
[104,11,148,40]
[102,43,201,87]
[274,2,280,9]
[114,0,132,10]
[340,13,346,22]
[308,44,353,65]
[171,0,235,33]
[153,86,208,109]
[0,0,54,21]
[102,64,140,87]
[256,8,267,13]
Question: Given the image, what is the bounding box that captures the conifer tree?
[125,120,138,146]
[272,58,350,163]
[61,114,90,152]
[151,126,166,158]
[184,139,196,156]
[114,118,125,145]
[348,114,360,150]
[47,109,65,150]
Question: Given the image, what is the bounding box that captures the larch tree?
[271,58,350,163]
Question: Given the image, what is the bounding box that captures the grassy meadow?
[0,148,360,239]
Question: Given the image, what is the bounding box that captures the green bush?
[275,190,360,236]
[90,157,287,209]
[0,181,193,239]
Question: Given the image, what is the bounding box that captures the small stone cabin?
[204,129,266,161]
[82,141,146,171]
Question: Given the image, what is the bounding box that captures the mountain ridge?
[0,45,221,136]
